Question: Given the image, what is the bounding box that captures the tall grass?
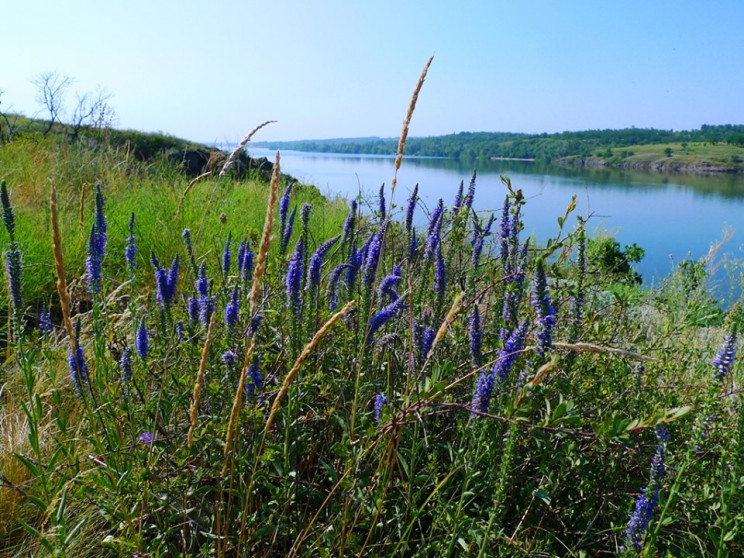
[1,78,743,557]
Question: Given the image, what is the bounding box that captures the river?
[248,148,744,301]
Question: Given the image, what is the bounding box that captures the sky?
[3,1,744,144]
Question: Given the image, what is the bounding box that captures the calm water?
[248,148,744,299]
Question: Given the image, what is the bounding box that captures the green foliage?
[0,132,742,557]
[587,236,645,284]
[256,124,744,164]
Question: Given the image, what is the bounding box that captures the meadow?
[1,68,743,556]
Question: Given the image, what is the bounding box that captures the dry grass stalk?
[249,151,280,316]
[264,300,355,435]
[221,340,256,474]
[51,180,76,353]
[187,310,218,448]
[426,291,464,361]
[174,171,211,219]
[221,153,281,466]
[219,120,276,177]
[391,55,433,199]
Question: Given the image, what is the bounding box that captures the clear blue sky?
[3,1,744,144]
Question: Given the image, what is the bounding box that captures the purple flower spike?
[531,259,556,358]
[434,246,446,301]
[469,306,482,366]
[342,200,357,242]
[625,426,668,551]
[374,393,388,423]
[222,232,232,277]
[307,236,340,293]
[279,184,293,237]
[367,296,406,344]
[281,206,297,254]
[377,265,402,303]
[120,347,133,383]
[286,237,305,315]
[125,212,136,271]
[363,231,383,288]
[246,355,262,396]
[378,183,386,221]
[187,297,199,326]
[713,329,737,381]
[405,184,419,234]
[136,318,149,362]
[225,286,239,332]
[196,263,209,297]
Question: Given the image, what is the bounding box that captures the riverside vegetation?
[1,62,744,557]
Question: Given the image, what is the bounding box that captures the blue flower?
[85,224,103,295]
[68,320,88,395]
[120,347,133,383]
[377,265,402,303]
[625,426,669,551]
[286,237,305,315]
[469,306,482,366]
[187,297,199,326]
[125,213,136,271]
[281,207,297,254]
[377,183,386,221]
[419,324,435,362]
[199,296,215,328]
[425,200,444,263]
[196,262,209,297]
[279,184,293,239]
[307,236,340,293]
[225,286,239,332]
[712,329,737,382]
[249,313,263,337]
[327,263,347,311]
[39,306,53,336]
[175,321,185,341]
[374,393,388,423]
[531,259,556,358]
[222,232,232,277]
[363,230,383,289]
[246,355,262,396]
[405,184,418,234]
[221,349,237,370]
[452,180,464,215]
[472,369,495,415]
[473,321,528,415]
[154,255,179,309]
[136,318,149,362]
[367,296,407,344]
[238,239,254,286]
[434,246,446,301]
[342,199,357,243]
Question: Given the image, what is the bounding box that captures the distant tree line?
[256,125,744,162]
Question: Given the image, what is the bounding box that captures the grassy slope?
[561,141,744,172]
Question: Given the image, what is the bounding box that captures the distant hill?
[253,125,744,165]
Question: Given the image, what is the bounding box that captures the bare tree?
[69,87,116,140]
[0,88,16,140]
[32,71,72,135]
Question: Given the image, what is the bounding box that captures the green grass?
[569,141,744,171]
[0,127,743,557]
